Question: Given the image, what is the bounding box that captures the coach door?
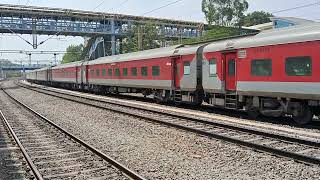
[84,65,89,84]
[172,56,181,89]
[224,52,237,91]
[76,66,79,84]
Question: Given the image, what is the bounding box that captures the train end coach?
[202,23,320,125]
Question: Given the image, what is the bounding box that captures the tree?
[202,0,249,27]
[122,23,165,54]
[62,44,84,64]
[243,11,273,27]
[0,59,15,66]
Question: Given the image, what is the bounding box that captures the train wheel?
[293,106,313,125]
[246,101,260,119]
[247,109,260,119]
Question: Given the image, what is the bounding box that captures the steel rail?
[1,87,146,180]
[17,82,320,166]
[19,82,320,147]
[0,107,44,180]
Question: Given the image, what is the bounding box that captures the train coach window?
[102,69,107,76]
[108,69,113,76]
[141,67,148,76]
[184,61,191,75]
[152,66,160,76]
[286,56,312,76]
[96,69,100,76]
[123,68,128,76]
[90,70,94,76]
[251,59,272,76]
[228,60,236,76]
[131,67,137,76]
[209,59,217,76]
[115,68,120,76]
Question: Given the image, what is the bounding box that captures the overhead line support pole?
[111,19,116,55]
[32,18,37,49]
[138,25,142,51]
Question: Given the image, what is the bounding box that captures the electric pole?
[138,25,143,51]
[54,53,57,65]
[28,53,32,66]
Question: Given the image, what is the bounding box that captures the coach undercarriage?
[29,79,319,125]
[244,96,317,125]
[204,91,318,125]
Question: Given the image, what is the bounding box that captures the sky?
[0,0,319,65]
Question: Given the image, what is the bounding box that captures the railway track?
[0,86,146,180]
[0,111,37,179]
[16,82,320,166]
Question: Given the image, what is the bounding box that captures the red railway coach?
[26,67,49,84]
[50,62,80,89]
[81,45,202,104]
[26,23,320,125]
[202,23,320,125]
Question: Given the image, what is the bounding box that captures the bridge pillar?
[0,68,3,79]
[111,19,116,56]
[32,18,38,49]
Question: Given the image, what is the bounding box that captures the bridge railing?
[0,64,47,71]
[0,10,203,38]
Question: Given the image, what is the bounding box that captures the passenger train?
[26,23,320,125]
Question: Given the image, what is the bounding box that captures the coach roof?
[33,67,49,72]
[204,22,320,52]
[87,45,183,65]
[51,61,81,70]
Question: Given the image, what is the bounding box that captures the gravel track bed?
[0,118,32,180]
[120,94,320,135]
[27,81,320,140]
[4,81,320,179]
[0,84,130,180]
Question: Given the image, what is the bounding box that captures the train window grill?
[152,66,160,76]
[141,67,148,76]
[96,69,100,76]
[228,60,235,76]
[102,69,107,76]
[115,68,120,76]
[90,69,94,76]
[251,59,272,76]
[108,69,112,76]
[131,67,137,76]
[123,68,128,76]
[184,61,190,75]
[286,56,312,76]
[209,59,217,76]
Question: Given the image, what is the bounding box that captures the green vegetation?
[243,11,274,27]
[5,72,22,78]
[0,59,16,66]
[0,60,23,78]
[176,25,255,45]
[62,44,84,64]
[202,0,249,27]
[122,23,165,53]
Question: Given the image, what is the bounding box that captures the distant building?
[244,17,315,31]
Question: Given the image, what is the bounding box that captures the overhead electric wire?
[37,31,62,47]
[272,1,320,14]
[5,28,33,47]
[109,0,130,13]
[25,0,30,6]
[141,0,184,16]
[93,0,107,11]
